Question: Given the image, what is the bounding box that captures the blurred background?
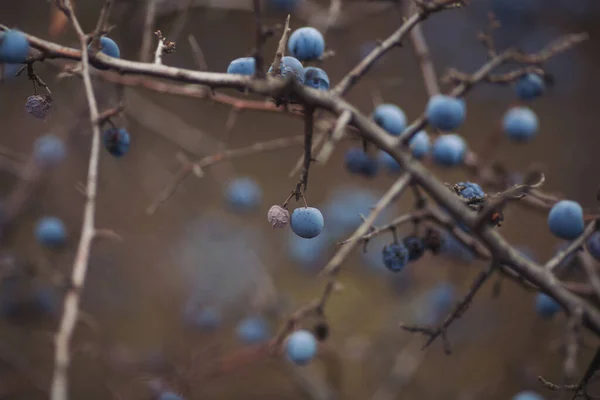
[0,0,600,399]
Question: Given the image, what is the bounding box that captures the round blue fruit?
[103,128,130,157]
[303,66,330,90]
[372,104,407,136]
[290,207,324,239]
[403,235,425,261]
[512,391,544,400]
[236,316,270,344]
[227,57,256,76]
[269,56,305,83]
[157,391,185,400]
[409,131,430,159]
[382,243,409,272]
[586,231,600,261]
[547,200,584,240]
[35,217,67,248]
[286,330,317,365]
[0,30,30,63]
[90,37,120,70]
[515,73,544,100]
[456,182,484,200]
[225,177,262,212]
[33,134,67,167]
[535,292,560,319]
[344,148,379,177]
[288,27,325,61]
[503,107,538,142]
[432,134,467,167]
[426,95,466,131]
[267,0,302,12]
[378,150,401,173]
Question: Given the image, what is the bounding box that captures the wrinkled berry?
[267,205,290,228]
[382,243,409,272]
[25,94,52,119]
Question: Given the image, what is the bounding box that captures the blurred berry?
[548,200,584,240]
[185,306,221,330]
[512,391,544,400]
[455,182,484,200]
[225,177,262,212]
[515,73,544,101]
[290,207,324,239]
[0,30,29,63]
[287,228,331,269]
[313,322,329,341]
[303,66,329,90]
[157,391,185,400]
[236,316,270,344]
[33,134,66,167]
[2,63,21,80]
[288,27,325,61]
[426,95,466,131]
[372,104,407,136]
[403,235,425,261]
[382,243,409,272]
[378,150,401,173]
[586,231,600,261]
[432,134,467,167]
[409,131,430,159]
[535,292,561,319]
[103,128,130,157]
[344,148,378,177]
[35,217,67,248]
[503,107,539,142]
[25,94,52,119]
[227,57,256,75]
[286,330,318,365]
[267,0,302,12]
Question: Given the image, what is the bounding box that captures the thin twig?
[269,15,291,77]
[546,221,598,272]
[315,110,352,164]
[140,0,158,62]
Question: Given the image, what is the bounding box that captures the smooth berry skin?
[378,150,401,173]
[426,95,466,131]
[90,37,120,70]
[290,207,324,239]
[503,107,539,142]
[35,217,67,248]
[382,243,409,272]
[303,67,330,90]
[535,293,561,319]
[269,56,305,83]
[226,57,256,76]
[456,182,485,200]
[403,236,425,261]
[33,134,66,167]
[344,148,379,177]
[103,128,130,157]
[409,131,430,159]
[372,104,407,136]
[548,200,584,240]
[225,178,262,212]
[512,391,544,400]
[586,231,600,261]
[288,27,325,61]
[431,134,467,167]
[236,316,270,344]
[286,330,318,365]
[157,391,185,400]
[0,30,29,63]
[516,73,544,101]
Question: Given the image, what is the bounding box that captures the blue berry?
[187,307,221,330]
[512,391,544,400]
[157,391,185,400]
[35,217,67,248]
[548,200,584,240]
[382,243,409,272]
[402,235,425,261]
[0,30,29,63]
[429,282,456,314]
[372,104,407,136]
[33,134,66,167]
[286,330,317,365]
[441,232,475,263]
[535,292,561,319]
[287,229,330,268]
[303,66,329,90]
[267,0,302,12]
[586,231,600,261]
[236,316,270,344]
[288,27,325,61]
[378,150,401,173]
[515,73,544,100]
[269,56,305,83]
[90,37,120,70]
[290,207,324,239]
[225,177,262,212]
[503,107,539,142]
[227,57,256,75]
[103,128,130,157]
[431,134,467,167]
[344,148,379,177]
[456,182,484,200]
[409,131,430,159]
[426,95,466,131]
